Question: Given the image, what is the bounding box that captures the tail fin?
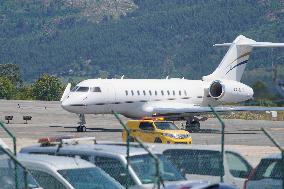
[202,35,284,81]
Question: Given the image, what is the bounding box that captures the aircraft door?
[88,83,115,114]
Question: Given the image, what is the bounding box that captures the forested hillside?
[0,0,284,87]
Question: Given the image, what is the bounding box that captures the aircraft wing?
[152,105,284,117]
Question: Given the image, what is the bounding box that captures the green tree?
[0,64,22,86]
[14,85,34,100]
[252,80,275,99]
[0,77,16,99]
[32,75,64,101]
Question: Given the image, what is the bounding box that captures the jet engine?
[208,79,253,103]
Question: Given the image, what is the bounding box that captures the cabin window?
[71,86,79,92]
[131,90,134,96]
[179,90,182,96]
[76,87,89,92]
[167,90,170,95]
[184,90,187,96]
[173,90,175,96]
[91,87,101,92]
[137,90,140,95]
[161,90,164,96]
[155,91,158,96]
[149,90,152,96]
[143,90,146,95]
[125,90,128,96]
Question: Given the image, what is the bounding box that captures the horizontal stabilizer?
[214,42,284,47]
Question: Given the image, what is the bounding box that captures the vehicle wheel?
[154,138,162,143]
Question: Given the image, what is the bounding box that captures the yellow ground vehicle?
[122,118,192,144]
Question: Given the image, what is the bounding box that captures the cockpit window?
[71,86,79,92]
[76,87,89,92]
[91,87,102,92]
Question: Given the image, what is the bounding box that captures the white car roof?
[17,154,95,170]
[20,143,154,157]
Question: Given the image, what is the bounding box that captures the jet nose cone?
[61,98,71,111]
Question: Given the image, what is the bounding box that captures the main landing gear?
[185,117,201,132]
[77,114,87,132]
[184,116,208,132]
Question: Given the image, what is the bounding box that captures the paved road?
[0,100,283,165]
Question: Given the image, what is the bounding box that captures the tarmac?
[0,100,283,166]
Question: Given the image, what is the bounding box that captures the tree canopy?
[32,75,64,101]
[0,77,15,100]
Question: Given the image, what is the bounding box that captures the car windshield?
[251,159,282,180]
[129,154,185,184]
[154,122,180,130]
[58,167,124,189]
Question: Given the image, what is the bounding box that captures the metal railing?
[0,121,30,189]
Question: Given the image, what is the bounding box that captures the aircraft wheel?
[82,126,87,132]
[185,121,200,132]
[77,126,87,132]
[154,138,162,143]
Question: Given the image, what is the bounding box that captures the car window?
[163,149,224,176]
[58,167,124,189]
[95,156,135,186]
[225,151,252,178]
[30,170,67,189]
[251,159,282,180]
[129,154,184,184]
[139,122,154,131]
[154,122,180,130]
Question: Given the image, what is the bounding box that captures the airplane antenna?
[166,76,169,79]
[121,75,124,79]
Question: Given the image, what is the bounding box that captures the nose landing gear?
[77,114,87,132]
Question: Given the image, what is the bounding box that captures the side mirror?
[180,168,186,177]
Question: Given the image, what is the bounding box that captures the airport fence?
[0,121,30,189]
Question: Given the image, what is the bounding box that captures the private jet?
[61,35,284,132]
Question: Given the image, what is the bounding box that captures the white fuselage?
[61,78,253,119]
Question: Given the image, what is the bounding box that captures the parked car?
[20,137,204,188]
[122,118,192,144]
[148,144,252,189]
[244,153,282,189]
[17,153,124,189]
[0,144,42,189]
